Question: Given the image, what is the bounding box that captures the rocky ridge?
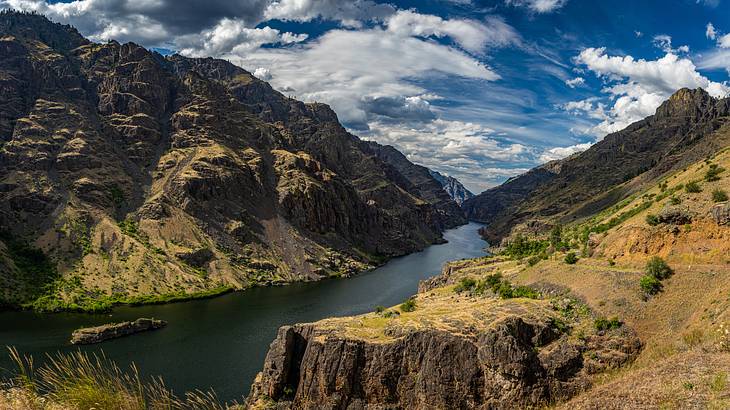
[428,169,475,206]
[464,88,730,243]
[0,11,465,311]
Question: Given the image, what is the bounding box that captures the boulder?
[710,202,730,225]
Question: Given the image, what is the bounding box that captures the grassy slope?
[449,147,730,408]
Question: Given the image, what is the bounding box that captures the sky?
[3,0,730,193]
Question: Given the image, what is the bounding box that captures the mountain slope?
[464,88,730,243]
[0,11,465,311]
[428,169,474,205]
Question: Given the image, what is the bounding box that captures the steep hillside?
[428,169,474,205]
[250,147,730,408]
[0,11,464,311]
[465,88,730,243]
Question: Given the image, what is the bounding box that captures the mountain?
[0,11,465,311]
[464,88,730,243]
[428,169,474,206]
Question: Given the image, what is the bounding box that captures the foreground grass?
[0,348,242,410]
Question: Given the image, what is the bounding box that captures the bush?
[594,316,622,331]
[712,188,728,203]
[375,305,385,314]
[512,286,540,299]
[564,252,578,264]
[640,274,663,295]
[645,214,660,226]
[645,256,672,280]
[669,196,681,205]
[685,181,702,193]
[454,277,477,293]
[527,255,541,266]
[705,164,725,182]
[400,297,417,312]
[502,235,549,259]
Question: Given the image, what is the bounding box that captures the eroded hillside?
[0,12,465,311]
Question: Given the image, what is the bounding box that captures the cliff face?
[428,169,474,206]
[464,88,730,243]
[0,12,464,310]
[248,270,641,409]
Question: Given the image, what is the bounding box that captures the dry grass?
[0,348,242,410]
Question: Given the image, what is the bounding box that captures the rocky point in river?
[0,11,466,312]
[70,318,167,345]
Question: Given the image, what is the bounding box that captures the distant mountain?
[464,87,730,243]
[428,170,474,206]
[0,11,465,311]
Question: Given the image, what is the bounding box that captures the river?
[0,222,486,403]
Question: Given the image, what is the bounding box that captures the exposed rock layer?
[0,12,465,308]
[70,318,166,344]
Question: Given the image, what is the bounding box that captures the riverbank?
[0,223,486,403]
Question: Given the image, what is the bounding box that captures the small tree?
[400,297,417,312]
[564,252,578,265]
[640,275,663,295]
[645,256,672,280]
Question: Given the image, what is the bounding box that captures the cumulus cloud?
[505,0,568,13]
[363,119,530,192]
[538,142,591,163]
[175,18,306,57]
[263,0,395,27]
[227,27,501,128]
[385,11,520,53]
[570,47,730,137]
[564,77,585,88]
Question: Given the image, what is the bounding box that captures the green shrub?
[564,252,578,264]
[594,316,622,331]
[527,255,541,266]
[705,164,725,182]
[375,305,385,314]
[645,214,660,226]
[502,235,549,259]
[669,196,681,205]
[454,277,477,293]
[712,188,728,203]
[685,181,702,193]
[640,274,663,295]
[400,297,417,312]
[645,256,672,280]
[512,285,540,299]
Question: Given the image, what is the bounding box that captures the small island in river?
[70,318,167,345]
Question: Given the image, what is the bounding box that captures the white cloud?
[175,18,306,57]
[707,22,717,39]
[719,34,730,48]
[652,34,689,54]
[263,0,395,27]
[505,0,568,13]
[571,47,730,137]
[225,27,501,127]
[363,119,530,192]
[385,11,520,53]
[538,142,591,163]
[564,76,585,88]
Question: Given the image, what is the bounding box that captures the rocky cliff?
[0,11,465,311]
[428,169,474,206]
[248,266,641,409]
[464,88,730,243]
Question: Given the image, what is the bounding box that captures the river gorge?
[0,222,486,403]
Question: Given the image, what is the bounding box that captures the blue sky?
[4,0,730,192]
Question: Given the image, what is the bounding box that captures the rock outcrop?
[70,318,166,344]
[0,12,465,310]
[248,289,641,409]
